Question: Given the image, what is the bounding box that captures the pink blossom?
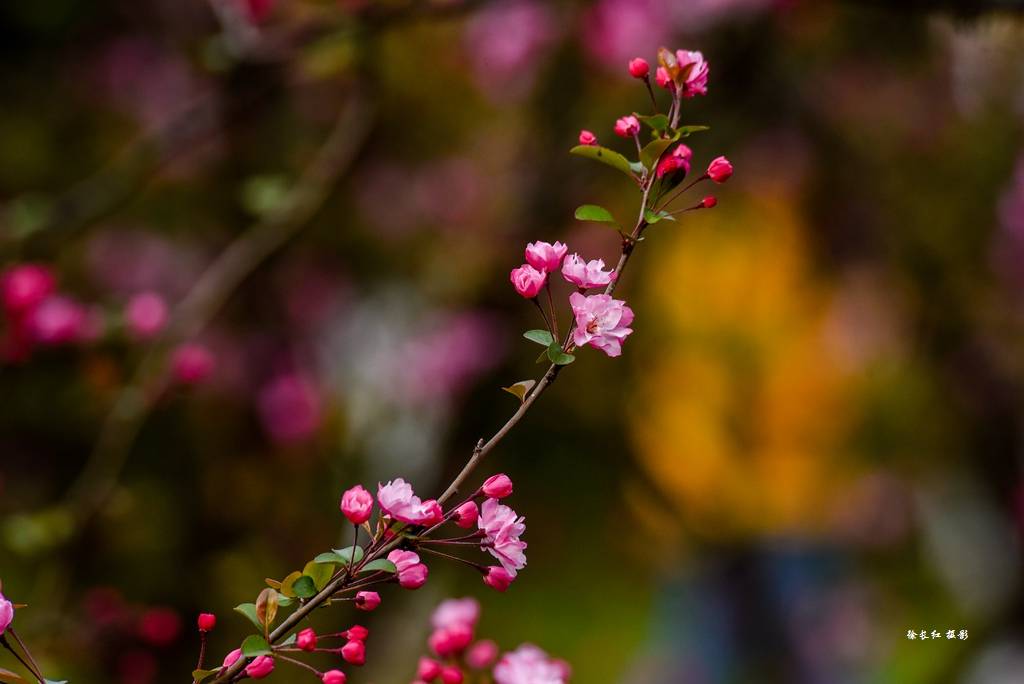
[483,566,515,592]
[222,649,242,668]
[25,296,87,345]
[341,638,366,665]
[655,66,672,89]
[355,591,381,612]
[613,115,640,138]
[676,49,709,97]
[246,655,275,679]
[702,196,718,208]
[388,549,430,589]
[560,254,617,290]
[478,498,527,575]
[482,473,513,498]
[655,143,692,179]
[322,670,347,684]
[340,485,374,525]
[257,372,322,444]
[707,155,733,183]
[569,292,634,357]
[581,0,671,71]
[125,291,167,340]
[171,343,215,384]
[0,592,13,634]
[441,666,464,684]
[297,627,317,651]
[628,57,649,79]
[524,241,568,273]
[510,264,546,299]
[197,612,216,632]
[345,625,368,641]
[429,624,474,657]
[138,607,181,646]
[431,597,480,631]
[418,658,443,681]
[453,501,479,529]
[578,130,597,146]
[467,639,499,669]
[493,644,567,684]
[1,264,55,314]
[378,478,443,525]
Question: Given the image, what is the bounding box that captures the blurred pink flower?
[493,644,567,684]
[137,607,181,646]
[431,597,480,631]
[614,115,640,138]
[677,50,710,98]
[257,372,323,445]
[125,292,168,340]
[117,649,157,684]
[1,263,54,314]
[467,639,499,669]
[429,623,474,658]
[582,0,670,72]
[569,292,634,357]
[171,343,216,385]
[25,295,88,345]
[464,1,559,102]
[578,130,597,146]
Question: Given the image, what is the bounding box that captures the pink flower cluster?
[378,478,444,526]
[411,599,568,684]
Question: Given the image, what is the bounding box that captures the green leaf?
[628,161,647,175]
[643,208,676,224]
[292,575,317,598]
[546,342,576,366]
[280,634,297,647]
[241,634,272,657]
[640,138,676,170]
[192,670,217,683]
[677,125,710,137]
[313,545,364,566]
[638,114,669,133]
[523,329,554,346]
[359,558,397,574]
[569,145,636,177]
[502,380,536,403]
[573,204,619,227]
[303,560,336,590]
[279,570,303,598]
[234,603,262,630]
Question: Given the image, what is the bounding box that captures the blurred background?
[2,0,1024,682]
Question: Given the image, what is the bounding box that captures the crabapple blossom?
[355,591,381,611]
[578,130,597,146]
[431,597,479,631]
[322,670,347,684]
[569,292,634,357]
[482,473,513,498]
[467,640,499,669]
[441,666,464,684]
[702,196,718,208]
[655,66,671,89]
[388,549,430,589]
[171,343,215,384]
[676,49,709,98]
[484,566,514,592]
[655,143,692,179]
[707,155,733,183]
[125,291,167,339]
[429,623,473,658]
[25,295,87,345]
[493,644,566,684]
[246,655,275,679]
[561,254,616,289]
[0,592,13,634]
[340,485,374,525]
[1,264,55,314]
[378,478,443,525]
[223,649,242,668]
[479,498,527,574]
[628,57,649,78]
[297,627,317,651]
[341,638,366,665]
[524,241,568,273]
[509,264,546,298]
[197,612,216,632]
[419,657,443,681]
[613,115,640,138]
[453,501,479,528]
[346,625,369,641]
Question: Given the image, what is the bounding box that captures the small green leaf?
[638,114,669,133]
[192,670,217,683]
[279,570,303,598]
[502,380,536,403]
[359,558,397,574]
[255,588,278,629]
[523,329,554,346]
[643,208,676,224]
[628,161,647,175]
[677,125,710,136]
[280,633,297,647]
[303,560,335,590]
[573,204,619,226]
[276,595,294,607]
[546,342,576,366]
[640,138,676,170]
[292,575,317,598]
[569,145,636,177]
[234,603,262,630]
[241,634,272,657]
[313,545,364,566]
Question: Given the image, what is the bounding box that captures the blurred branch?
[63,94,373,527]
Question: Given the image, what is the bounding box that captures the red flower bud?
[197,613,216,632]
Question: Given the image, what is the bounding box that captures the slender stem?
[6,629,45,684]
[531,298,553,335]
[544,280,559,341]
[419,546,485,570]
[1,635,44,684]
[655,174,707,213]
[276,654,321,676]
[193,632,208,681]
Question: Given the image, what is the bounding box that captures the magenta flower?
[561,254,617,290]
[321,670,347,684]
[441,665,465,683]
[25,295,87,345]
[0,592,13,634]
[222,649,242,668]
[341,638,366,665]
[378,478,443,525]
[1,263,55,314]
[125,291,167,340]
[510,264,546,298]
[171,343,215,384]
[467,639,499,669]
[613,115,640,138]
[578,130,597,146]
[355,591,381,612]
[707,155,733,183]
[453,501,479,529]
[340,485,374,525]
[388,549,430,589]
[524,241,568,273]
[419,658,443,681]
[429,623,474,657]
[569,292,634,357]
[702,196,718,208]
[482,473,513,499]
[196,612,216,632]
[628,57,649,79]
[655,143,693,179]
[655,66,672,89]
[483,566,515,592]
[493,644,567,684]
[297,627,317,651]
[245,655,275,679]
[478,498,527,575]
[676,49,709,98]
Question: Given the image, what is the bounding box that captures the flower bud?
[628,57,649,79]
[701,196,717,208]
[1,264,55,314]
[509,265,546,299]
[297,627,317,651]
[398,563,429,590]
[125,292,168,340]
[418,657,443,681]
[222,649,243,668]
[453,501,479,529]
[466,639,498,669]
[483,566,515,592]
[355,591,381,612]
[707,156,733,183]
[196,612,216,632]
[440,666,464,684]
[482,474,513,499]
[578,130,597,146]
[341,638,366,665]
[322,670,347,684]
[246,655,275,679]
[0,593,13,635]
[345,625,369,641]
[524,241,568,273]
[340,485,374,525]
[613,115,640,138]
[171,343,215,384]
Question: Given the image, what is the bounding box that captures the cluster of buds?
[411,598,569,684]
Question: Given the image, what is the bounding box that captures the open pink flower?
[676,49,709,98]
[561,254,617,290]
[493,644,567,684]
[478,498,527,575]
[340,485,374,525]
[378,478,443,525]
[510,264,546,298]
[613,115,640,138]
[578,130,597,146]
[569,292,634,357]
[524,241,568,273]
